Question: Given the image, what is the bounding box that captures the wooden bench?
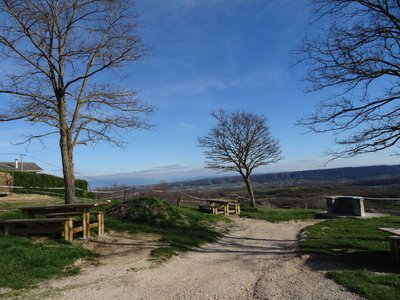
[228,203,240,215]
[46,211,105,236]
[378,227,400,262]
[46,212,82,218]
[210,202,226,215]
[204,199,241,216]
[388,236,400,263]
[2,218,74,241]
[20,203,108,239]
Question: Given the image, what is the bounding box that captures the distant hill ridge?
[178,164,400,186]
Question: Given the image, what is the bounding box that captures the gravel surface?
[23,218,364,300]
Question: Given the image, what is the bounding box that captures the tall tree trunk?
[243,176,256,207]
[60,131,76,204]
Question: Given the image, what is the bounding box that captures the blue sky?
[0,0,397,186]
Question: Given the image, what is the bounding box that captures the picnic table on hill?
[205,199,240,216]
[17,201,110,239]
[378,227,400,263]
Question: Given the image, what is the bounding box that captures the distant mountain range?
[175,164,400,187]
[86,164,400,188]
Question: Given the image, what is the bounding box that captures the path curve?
[25,218,363,300]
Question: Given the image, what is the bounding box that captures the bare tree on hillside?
[198,110,282,207]
[296,0,400,159]
[0,0,152,203]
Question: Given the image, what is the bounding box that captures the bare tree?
[296,0,400,159]
[198,110,282,207]
[0,0,152,203]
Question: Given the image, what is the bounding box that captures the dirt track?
[23,218,363,300]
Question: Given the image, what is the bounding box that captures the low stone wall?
[0,172,13,194]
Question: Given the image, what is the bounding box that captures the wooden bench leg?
[101,212,104,235]
[82,211,90,239]
[68,218,74,241]
[235,204,240,215]
[64,218,74,242]
[389,236,400,262]
[4,223,10,236]
[97,212,104,236]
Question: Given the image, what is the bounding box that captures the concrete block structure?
[325,196,365,217]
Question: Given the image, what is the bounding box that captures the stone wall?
[0,172,13,194]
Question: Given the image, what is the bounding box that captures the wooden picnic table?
[205,199,240,216]
[19,202,109,239]
[379,227,400,236]
[378,227,400,263]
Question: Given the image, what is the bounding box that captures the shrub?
[9,172,89,197]
[107,198,190,227]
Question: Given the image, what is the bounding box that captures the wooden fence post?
[176,191,182,207]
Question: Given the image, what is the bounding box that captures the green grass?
[0,235,96,289]
[0,198,60,211]
[328,270,400,300]
[299,216,400,257]
[241,207,319,222]
[106,198,229,262]
[300,216,400,299]
[0,200,101,291]
[0,209,25,221]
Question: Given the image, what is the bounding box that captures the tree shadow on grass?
[303,250,399,274]
[298,215,400,274]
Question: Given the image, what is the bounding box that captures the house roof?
[0,162,43,172]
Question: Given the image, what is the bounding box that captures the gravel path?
[24,218,363,300]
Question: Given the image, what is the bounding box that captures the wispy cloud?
[138,164,190,174]
[154,69,283,96]
[166,0,249,11]
[176,122,195,133]
[87,165,227,186]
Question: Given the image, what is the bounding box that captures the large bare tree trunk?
[60,132,76,204]
[243,176,256,207]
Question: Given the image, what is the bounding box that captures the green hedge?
[6,172,89,198]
